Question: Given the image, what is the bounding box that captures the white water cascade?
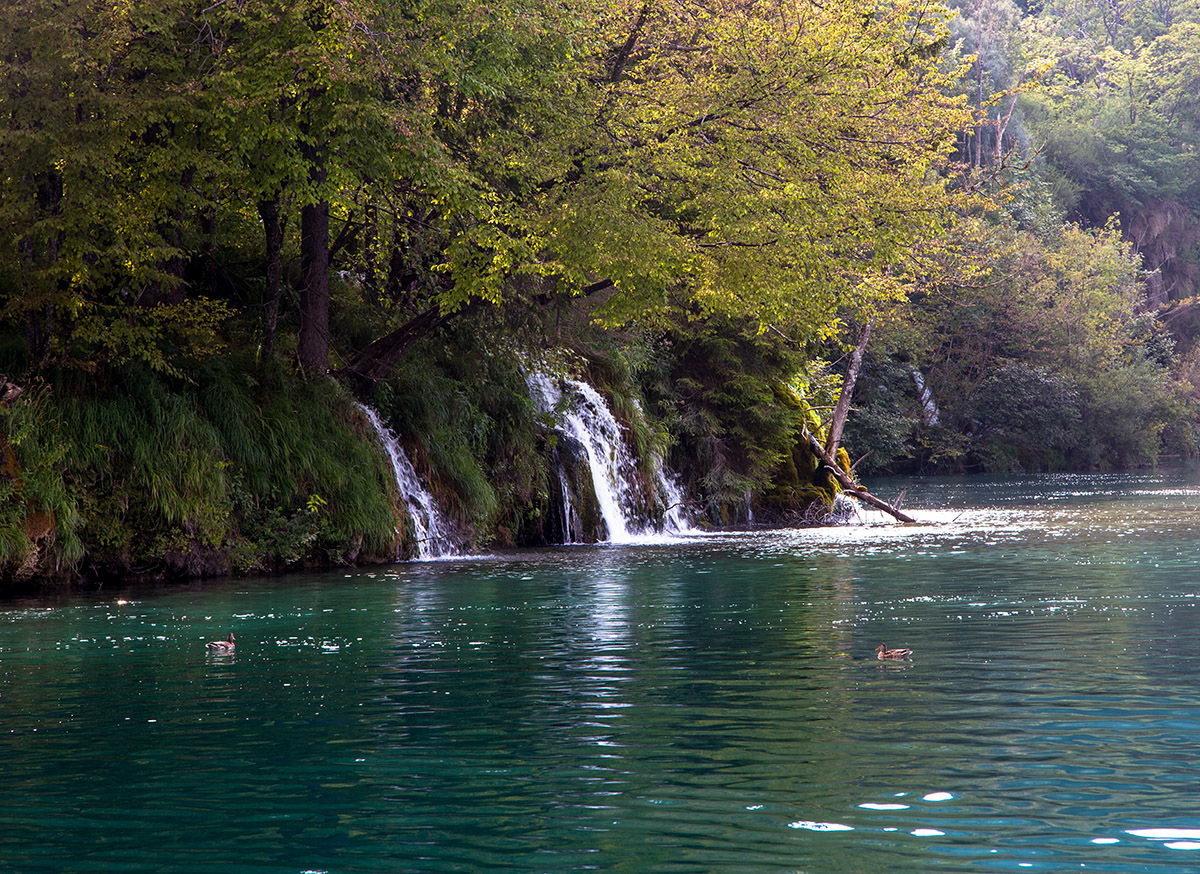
[830,491,864,524]
[358,405,457,559]
[655,459,692,534]
[527,371,693,543]
[910,366,941,426]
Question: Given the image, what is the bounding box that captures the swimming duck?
[206,632,235,653]
[876,643,912,660]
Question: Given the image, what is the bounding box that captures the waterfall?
[555,467,577,543]
[909,367,940,426]
[655,462,692,534]
[358,405,457,560]
[528,371,692,543]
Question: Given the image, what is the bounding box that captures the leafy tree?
[340,0,984,392]
[195,0,402,367]
[1020,0,1200,302]
[0,0,232,376]
[862,217,1198,470]
[950,0,1031,169]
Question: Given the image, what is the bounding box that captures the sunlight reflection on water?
[6,470,1200,871]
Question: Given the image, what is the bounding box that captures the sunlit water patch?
[5,468,1200,870]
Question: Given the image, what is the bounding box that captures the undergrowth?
[0,359,400,585]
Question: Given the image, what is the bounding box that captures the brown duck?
[876,643,912,660]
[206,632,236,653]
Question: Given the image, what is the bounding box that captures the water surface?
[5,470,1200,871]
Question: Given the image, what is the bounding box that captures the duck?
[206,632,236,653]
[876,643,912,660]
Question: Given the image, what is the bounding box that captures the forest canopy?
[0,0,977,377]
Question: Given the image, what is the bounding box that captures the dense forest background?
[0,0,1198,585]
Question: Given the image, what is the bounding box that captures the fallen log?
[802,427,917,524]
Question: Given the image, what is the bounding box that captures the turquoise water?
[6,471,1200,871]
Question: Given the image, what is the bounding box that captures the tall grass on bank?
[195,360,401,568]
[0,360,401,585]
[0,384,85,579]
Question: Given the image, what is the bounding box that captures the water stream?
[362,376,690,555]
[6,469,1200,871]
[358,404,456,559]
[527,370,692,543]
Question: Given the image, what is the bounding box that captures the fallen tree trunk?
[802,427,917,524]
[344,304,467,398]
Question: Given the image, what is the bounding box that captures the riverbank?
[0,338,853,592]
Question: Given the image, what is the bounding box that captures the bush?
[966,363,1082,471]
[1073,358,1196,468]
[0,383,83,581]
[1,360,403,584]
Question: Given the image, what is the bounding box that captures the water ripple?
[5,470,1200,870]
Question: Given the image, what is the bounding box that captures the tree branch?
[802,426,917,523]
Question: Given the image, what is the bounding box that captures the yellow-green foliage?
[876,218,1200,472]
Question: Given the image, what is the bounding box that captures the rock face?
[545,431,606,543]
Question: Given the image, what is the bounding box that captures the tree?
[950,0,1029,169]
[3,0,986,394]
[353,0,980,389]
[198,0,400,369]
[1020,0,1200,302]
[558,0,975,334]
[0,0,230,376]
[863,216,1198,470]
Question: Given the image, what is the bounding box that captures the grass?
[0,358,401,586]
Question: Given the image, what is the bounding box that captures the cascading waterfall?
[830,492,864,524]
[555,465,579,544]
[358,405,457,559]
[528,371,693,543]
[629,394,693,535]
[528,372,637,541]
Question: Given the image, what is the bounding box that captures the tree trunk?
[22,172,63,368]
[345,304,465,398]
[141,167,195,307]
[201,181,219,297]
[298,195,330,370]
[825,315,874,456]
[24,307,54,369]
[257,197,284,355]
[974,16,985,170]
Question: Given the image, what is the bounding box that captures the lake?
[5,470,1200,872]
